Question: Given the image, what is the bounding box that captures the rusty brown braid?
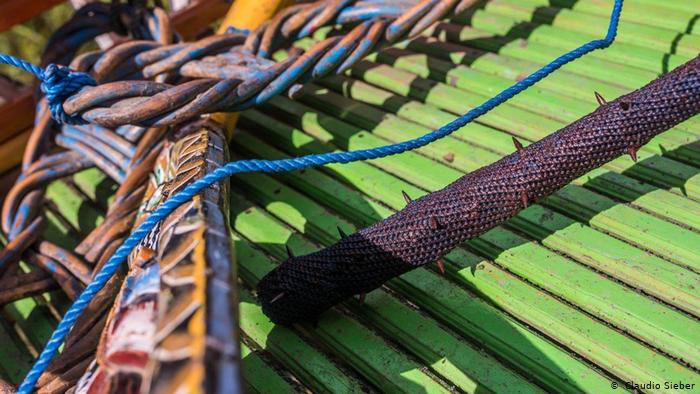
[258,54,700,325]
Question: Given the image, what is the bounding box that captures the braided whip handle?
[258,55,700,325]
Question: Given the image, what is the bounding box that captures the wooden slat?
[0,0,64,33]
[171,0,230,39]
[239,343,297,394]
[0,129,29,172]
[0,98,33,146]
[237,272,367,393]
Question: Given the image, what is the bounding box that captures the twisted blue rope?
[0,54,95,124]
[6,0,622,391]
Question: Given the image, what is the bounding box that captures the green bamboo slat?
[230,178,613,393]
[515,0,700,33]
[335,58,700,200]
[229,140,700,392]
[450,262,700,392]
[45,180,104,237]
[238,104,700,356]
[0,320,33,385]
[451,8,691,73]
[393,35,641,105]
[230,128,700,391]
[240,342,297,394]
[70,168,117,210]
[476,0,700,57]
[236,239,368,394]
[508,203,700,316]
[301,33,700,165]
[276,85,700,271]
[545,185,700,270]
[393,39,655,112]
[328,54,700,200]
[366,48,700,159]
[622,0,700,14]
[400,25,700,138]
[234,173,546,394]
[231,201,451,394]
[468,226,700,367]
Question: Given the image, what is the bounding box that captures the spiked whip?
[258,54,700,325]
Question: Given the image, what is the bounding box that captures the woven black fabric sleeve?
[258,55,700,325]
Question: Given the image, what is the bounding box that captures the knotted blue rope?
[5,0,622,391]
[0,55,95,125]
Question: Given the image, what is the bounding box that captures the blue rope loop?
[40,64,96,125]
[0,0,623,392]
[0,54,95,125]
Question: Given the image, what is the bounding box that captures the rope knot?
[40,64,96,125]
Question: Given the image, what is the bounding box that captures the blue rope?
[5,0,622,391]
[0,54,95,124]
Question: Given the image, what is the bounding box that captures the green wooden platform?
[2,0,700,392]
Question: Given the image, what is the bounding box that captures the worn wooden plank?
[0,98,33,145]
[0,0,64,33]
[170,0,231,40]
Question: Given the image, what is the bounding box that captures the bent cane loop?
[211,0,291,137]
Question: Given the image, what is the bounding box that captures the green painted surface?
[240,343,297,393]
[237,243,367,393]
